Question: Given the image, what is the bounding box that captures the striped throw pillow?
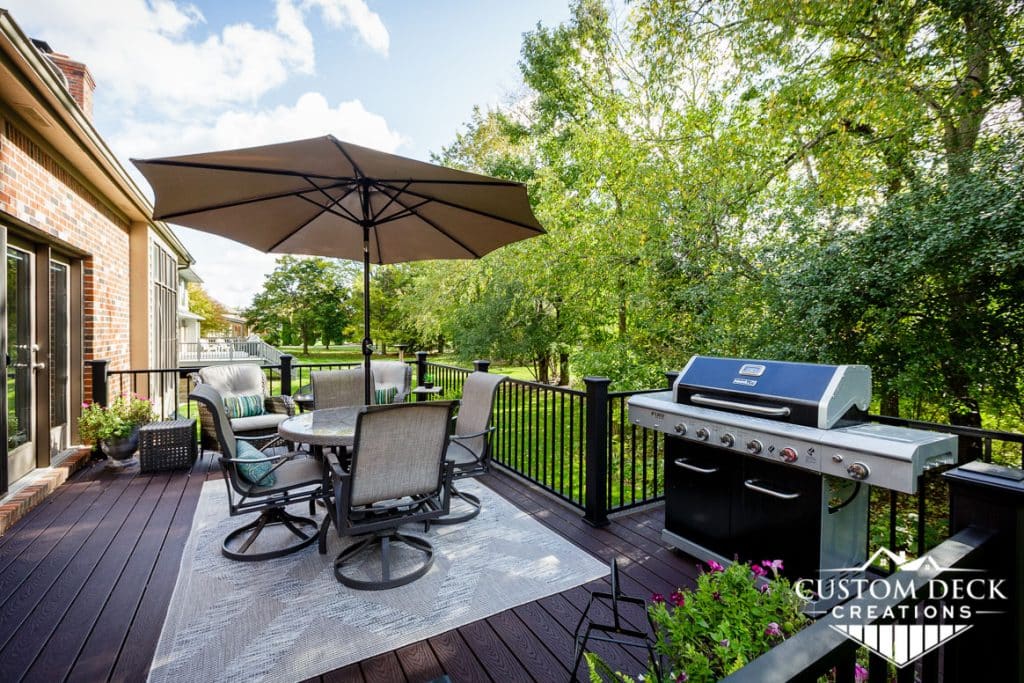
[224,393,265,418]
[375,386,399,405]
[235,440,276,486]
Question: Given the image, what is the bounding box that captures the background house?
[0,10,195,495]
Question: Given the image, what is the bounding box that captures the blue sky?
[8,0,570,307]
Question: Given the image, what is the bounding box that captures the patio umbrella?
[133,135,545,404]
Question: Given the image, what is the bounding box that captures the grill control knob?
[720,433,735,447]
[696,428,710,441]
[780,447,798,463]
[746,439,763,454]
[674,423,687,435]
[847,462,870,480]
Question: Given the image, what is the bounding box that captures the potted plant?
[586,559,812,682]
[422,373,434,389]
[78,394,157,462]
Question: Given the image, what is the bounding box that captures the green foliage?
[77,395,156,443]
[186,283,230,336]
[587,559,809,682]
[244,256,357,354]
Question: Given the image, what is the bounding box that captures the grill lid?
[674,356,871,429]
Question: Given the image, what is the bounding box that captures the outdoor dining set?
[188,362,506,590]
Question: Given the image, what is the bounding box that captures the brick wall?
[0,117,132,371]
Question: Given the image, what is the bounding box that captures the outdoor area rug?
[148,478,609,682]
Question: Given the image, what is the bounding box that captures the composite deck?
[0,455,700,683]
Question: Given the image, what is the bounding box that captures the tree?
[186,283,229,336]
[244,256,357,355]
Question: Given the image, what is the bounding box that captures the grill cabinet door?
[664,438,734,549]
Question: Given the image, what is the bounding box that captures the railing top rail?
[869,413,1024,444]
[720,525,995,683]
[609,388,670,398]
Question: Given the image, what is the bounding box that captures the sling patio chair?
[311,367,375,409]
[433,371,507,525]
[318,401,457,590]
[191,383,326,561]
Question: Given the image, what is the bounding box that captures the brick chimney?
[30,40,96,120]
[47,52,95,119]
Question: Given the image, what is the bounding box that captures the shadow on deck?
[0,455,700,683]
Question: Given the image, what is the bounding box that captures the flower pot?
[424,382,434,389]
[100,427,140,462]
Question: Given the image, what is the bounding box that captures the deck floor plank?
[0,455,699,683]
[63,469,193,683]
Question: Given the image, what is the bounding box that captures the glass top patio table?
[277,406,360,448]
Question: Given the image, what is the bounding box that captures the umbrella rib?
[369,180,412,223]
[152,179,353,221]
[368,198,432,227]
[297,184,363,223]
[329,137,366,180]
[135,157,357,182]
[268,185,360,252]
[373,184,482,258]
[378,183,545,234]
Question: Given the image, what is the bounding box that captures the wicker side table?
[139,419,197,473]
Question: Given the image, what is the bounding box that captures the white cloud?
[302,0,389,55]
[115,91,406,162]
[7,0,388,115]
[179,231,280,309]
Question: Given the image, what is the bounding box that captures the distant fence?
[178,336,285,366]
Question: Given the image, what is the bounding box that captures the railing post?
[473,360,491,373]
[87,359,110,407]
[279,354,293,396]
[665,371,679,389]
[416,351,428,402]
[944,464,1024,682]
[584,376,611,527]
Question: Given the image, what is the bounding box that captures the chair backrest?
[198,363,267,398]
[189,383,238,460]
[348,401,456,507]
[370,361,412,402]
[312,367,374,409]
[454,372,507,459]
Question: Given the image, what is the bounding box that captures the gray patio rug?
[148,478,608,682]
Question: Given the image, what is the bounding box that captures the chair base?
[222,507,319,561]
[333,531,434,590]
[430,485,481,525]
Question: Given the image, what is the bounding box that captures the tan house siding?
[0,116,133,372]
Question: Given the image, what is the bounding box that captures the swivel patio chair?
[191,383,325,561]
[311,367,375,409]
[193,363,295,453]
[319,401,457,590]
[434,371,507,525]
[370,360,412,404]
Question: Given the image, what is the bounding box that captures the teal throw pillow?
[375,386,399,405]
[224,393,265,419]
[235,440,276,486]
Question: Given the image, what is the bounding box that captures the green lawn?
[278,345,535,381]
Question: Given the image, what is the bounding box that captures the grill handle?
[673,458,719,475]
[744,479,801,500]
[690,393,791,418]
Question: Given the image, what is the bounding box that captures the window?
[150,240,178,370]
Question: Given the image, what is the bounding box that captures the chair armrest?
[450,425,496,442]
[265,395,296,416]
[323,451,349,480]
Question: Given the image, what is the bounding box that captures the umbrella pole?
[361,223,372,406]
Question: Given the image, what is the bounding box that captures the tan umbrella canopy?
[133,135,545,403]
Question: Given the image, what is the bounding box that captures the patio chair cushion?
[231,412,289,433]
[375,386,399,405]
[235,440,276,486]
[224,393,265,418]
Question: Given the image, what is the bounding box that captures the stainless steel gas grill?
[628,356,958,581]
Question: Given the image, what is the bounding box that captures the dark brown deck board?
[0,455,697,683]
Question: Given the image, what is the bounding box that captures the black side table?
[139,419,198,473]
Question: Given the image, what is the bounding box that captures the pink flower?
[669,590,685,607]
[675,673,688,682]
[762,559,784,573]
[651,593,665,604]
[712,591,722,602]
[855,664,869,682]
[707,560,724,573]
[719,639,730,648]
[751,564,767,577]
[759,584,771,594]
[81,402,91,408]
[764,622,783,638]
